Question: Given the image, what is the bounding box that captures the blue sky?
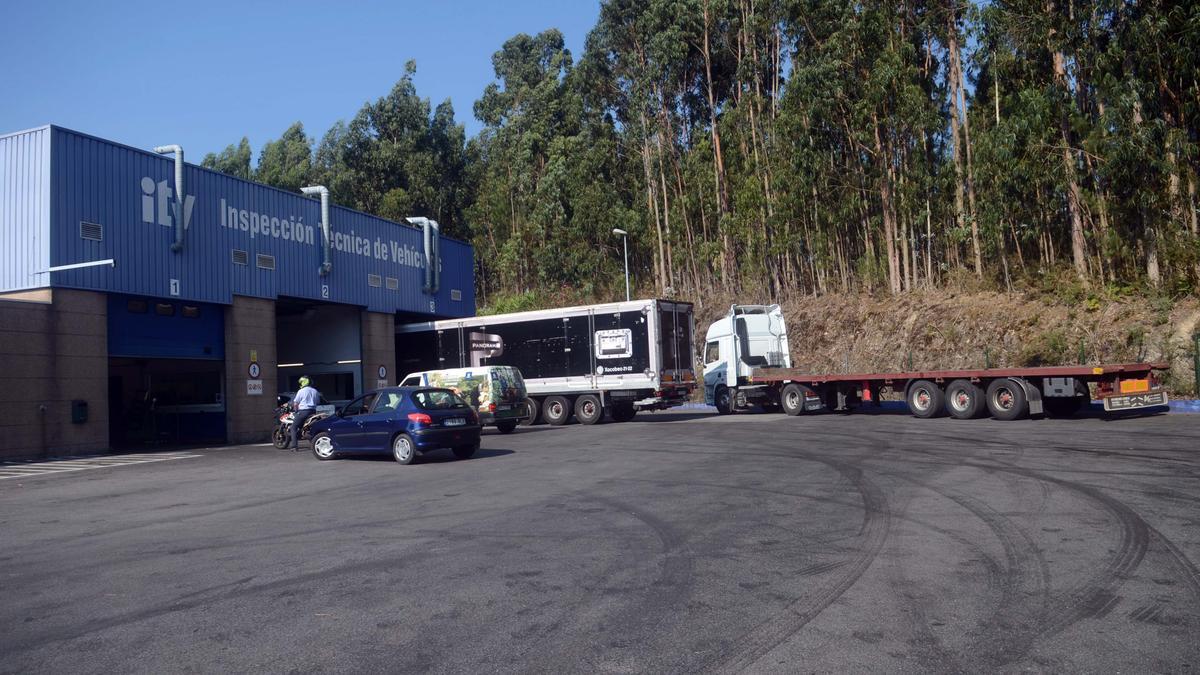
[0,0,599,160]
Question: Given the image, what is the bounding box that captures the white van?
[399,366,528,433]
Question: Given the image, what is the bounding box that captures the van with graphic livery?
[399,366,528,434]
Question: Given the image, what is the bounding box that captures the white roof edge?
[0,124,52,141]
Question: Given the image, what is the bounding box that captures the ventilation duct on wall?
[300,185,333,276]
[152,144,185,252]
[407,217,440,294]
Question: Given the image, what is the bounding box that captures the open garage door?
[107,295,226,448]
[276,299,362,406]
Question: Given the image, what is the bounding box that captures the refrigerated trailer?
[703,305,1170,419]
[396,299,696,425]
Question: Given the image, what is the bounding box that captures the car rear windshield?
[413,389,469,410]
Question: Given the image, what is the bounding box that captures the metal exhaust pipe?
[301,185,332,276]
[153,144,185,252]
[407,217,440,294]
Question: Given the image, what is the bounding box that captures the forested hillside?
[204,0,1200,308]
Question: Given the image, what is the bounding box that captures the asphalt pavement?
[1,408,1198,673]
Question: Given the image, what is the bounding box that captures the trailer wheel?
[781,383,814,416]
[714,386,733,415]
[907,380,945,418]
[610,403,637,423]
[986,378,1029,420]
[520,397,541,426]
[575,395,603,425]
[945,379,984,419]
[543,396,573,426]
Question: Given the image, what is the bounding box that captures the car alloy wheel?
[312,434,335,460]
[393,434,415,464]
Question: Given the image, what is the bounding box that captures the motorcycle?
[272,404,330,449]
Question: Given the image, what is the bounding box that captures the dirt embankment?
[694,291,1200,396]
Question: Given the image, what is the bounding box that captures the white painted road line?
[0,452,202,480]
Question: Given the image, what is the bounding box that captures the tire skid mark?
[876,488,965,672]
[936,489,1051,667]
[883,442,1200,622]
[706,460,891,674]
[976,466,1148,636]
[615,424,1200,661]
[865,460,1051,671]
[582,495,697,643]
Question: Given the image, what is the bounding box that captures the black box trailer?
[395,299,696,425]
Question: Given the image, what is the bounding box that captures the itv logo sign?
[140,176,195,230]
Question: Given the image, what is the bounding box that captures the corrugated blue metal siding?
[44,126,474,316]
[0,126,51,292]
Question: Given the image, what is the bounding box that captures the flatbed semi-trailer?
[702,305,1170,420]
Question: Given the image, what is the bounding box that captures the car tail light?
[407,413,432,425]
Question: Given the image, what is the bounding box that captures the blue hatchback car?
[306,387,482,464]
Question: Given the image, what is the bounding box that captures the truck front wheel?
[781,383,814,416]
[714,386,733,415]
[907,380,945,418]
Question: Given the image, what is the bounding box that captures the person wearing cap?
[289,376,320,452]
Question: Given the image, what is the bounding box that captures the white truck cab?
[702,305,792,413]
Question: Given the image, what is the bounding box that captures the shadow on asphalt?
[316,448,516,464]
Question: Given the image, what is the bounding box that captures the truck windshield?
[413,389,469,410]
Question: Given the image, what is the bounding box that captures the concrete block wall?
[224,296,276,445]
[362,311,397,389]
[0,289,109,461]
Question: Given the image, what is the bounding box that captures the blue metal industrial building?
[0,124,476,458]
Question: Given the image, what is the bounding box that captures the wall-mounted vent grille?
[385,277,399,290]
[367,274,383,288]
[256,254,276,270]
[79,221,103,241]
[450,289,463,301]
[232,249,249,265]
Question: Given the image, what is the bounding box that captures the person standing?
[289,376,320,452]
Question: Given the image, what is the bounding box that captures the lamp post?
[612,228,630,301]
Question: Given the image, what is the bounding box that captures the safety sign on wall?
[247,359,263,395]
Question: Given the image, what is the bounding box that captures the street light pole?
[612,228,630,301]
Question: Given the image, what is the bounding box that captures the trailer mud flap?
[1104,391,1168,411]
[1010,377,1043,416]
